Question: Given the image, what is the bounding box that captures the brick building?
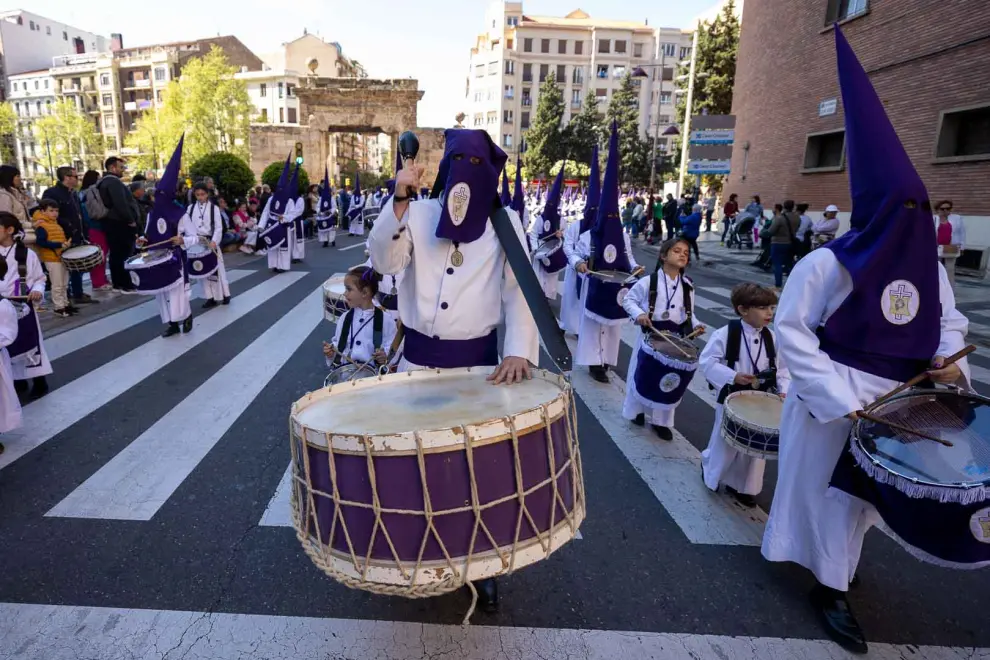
[727,0,990,266]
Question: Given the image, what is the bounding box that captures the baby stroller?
[726,213,756,249]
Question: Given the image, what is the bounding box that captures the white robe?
[292,198,306,260]
[317,196,338,244]
[363,253,403,325]
[762,249,970,591]
[368,197,539,372]
[147,214,198,324]
[188,201,230,301]
[527,211,560,300]
[2,245,52,380]
[326,306,399,367]
[560,220,584,335]
[620,272,701,426]
[348,195,366,236]
[258,197,297,272]
[0,299,22,432]
[700,322,792,495]
[574,230,638,367]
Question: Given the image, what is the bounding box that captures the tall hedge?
[189,152,255,200]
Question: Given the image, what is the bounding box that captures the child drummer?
[322,266,398,371]
[700,283,790,507]
[620,237,705,440]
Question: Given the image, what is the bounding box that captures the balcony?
[521,98,532,107]
[571,100,582,109]
[522,75,532,83]
[61,84,80,94]
[123,79,151,90]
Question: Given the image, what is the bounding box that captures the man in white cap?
[811,204,840,247]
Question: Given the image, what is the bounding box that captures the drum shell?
[260,220,288,249]
[632,337,698,406]
[125,250,183,294]
[720,391,782,459]
[186,244,219,279]
[322,277,347,322]
[584,277,629,323]
[61,245,103,273]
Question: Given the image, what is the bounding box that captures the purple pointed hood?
[434,128,507,244]
[590,122,631,271]
[580,144,601,234]
[510,156,525,217]
[500,168,512,207]
[538,163,566,239]
[146,134,186,243]
[317,166,334,217]
[268,157,295,218]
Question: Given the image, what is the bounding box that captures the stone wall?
[410,128,446,192]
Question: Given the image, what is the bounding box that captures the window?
[572,66,584,84]
[595,88,607,98]
[287,108,297,123]
[101,93,112,106]
[825,0,869,23]
[279,107,284,123]
[488,61,498,75]
[503,134,513,148]
[46,25,51,35]
[660,91,672,104]
[487,87,495,101]
[633,43,644,58]
[539,64,549,82]
[62,30,67,40]
[154,67,166,82]
[45,99,51,114]
[34,80,39,90]
[935,104,990,161]
[103,114,115,129]
[615,40,627,54]
[12,102,18,116]
[156,90,162,103]
[613,65,626,79]
[802,129,846,171]
[507,16,519,27]
[659,114,670,124]
[541,39,550,54]
[522,89,532,106]
[100,73,111,87]
[106,136,118,151]
[507,39,514,50]
[503,110,513,123]
[575,40,583,55]
[487,111,497,125]
[278,82,284,98]
[523,38,533,52]
[473,90,483,103]
[522,63,532,82]
[504,84,514,99]
[35,101,41,115]
[287,84,295,97]
[571,89,582,105]
[260,83,267,97]
[474,64,484,78]
[556,65,566,82]
[504,60,515,75]
[473,113,483,127]
[29,20,35,30]
[680,46,691,60]
[10,82,15,92]
[521,112,530,129]
[259,108,268,122]
[597,64,609,79]
[558,40,567,54]
[598,39,610,54]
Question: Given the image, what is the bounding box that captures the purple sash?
[8,290,41,368]
[404,327,498,369]
[260,219,288,249]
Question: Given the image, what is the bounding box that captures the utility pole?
[677,28,700,197]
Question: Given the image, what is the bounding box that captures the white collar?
[741,320,765,335]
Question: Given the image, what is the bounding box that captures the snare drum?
[323,361,379,387]
[290,368,584,603]
[322,276,347,322]
[260,219,289,249]
[124,249,183,294]
[186,243,219,279]
[532,237,567,274]
[831,388,990,568]
[721,390,783,459]
[61,244,103,273]
[632,334,699,406]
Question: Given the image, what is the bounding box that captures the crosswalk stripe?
[0,272,308,470]
[699,286,733,299]
[2,602,981,660]
[46,269,254,361]
[47,286,324,521]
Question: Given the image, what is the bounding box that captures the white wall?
[0,11,108,77]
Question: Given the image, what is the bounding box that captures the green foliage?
[563,95,604,165]
[261,161,310,195]
[606,73,652,187]
[32,99,104,171]
[523,73,565,177]
[127,108,183,172]
[549,159,591,178]
[675,0,740,126]
[189,152,255,200]
[0,103,16,164]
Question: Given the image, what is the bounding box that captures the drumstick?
[2,295,30,302]
[856,411,953,448]
[685,326,706,341]
[872,345,975,407]
[646,325,693,359]
[139,237,178,251]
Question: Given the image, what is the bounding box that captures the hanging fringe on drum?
[847,442,990,505]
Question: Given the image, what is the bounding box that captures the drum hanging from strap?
[260,219,289,249]
[721,390,783,459]
[632,333,698,406]
[322,276,347,322]
[584,271,634,324]
[830,388,990,569]
[124,249,183,294]
[60,244,103,273]
[532,237,567,274]
[186,243,219,279]
[316,212,336,231]
[289,368,584,604]
[323,361,379,387]
[7,299,42,367]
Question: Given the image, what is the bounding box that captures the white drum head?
[323,276,345,297]
[187,243,211,257]
[62,245,100,260]
[724,390,783,429]
[126,249,172,268]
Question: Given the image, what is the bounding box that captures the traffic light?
[294,142,303,165]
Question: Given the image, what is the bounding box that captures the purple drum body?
[260,220,288,249]
[125,249,183,294]
[185,243,219,279]
[294,417,576,561]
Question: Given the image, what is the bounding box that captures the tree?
[190,152,255,200]
[549,159,591,178]
[32,99,104,172]
[675,0,741,125]
[563,95,604,165]
[127,108,183,172]
[0,103,16,164]
[261,161,310,195]
[523,73,565,178]
[606,73,652,186]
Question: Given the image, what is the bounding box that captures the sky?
[11,0,724,127]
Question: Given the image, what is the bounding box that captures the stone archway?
[249,77,444,189]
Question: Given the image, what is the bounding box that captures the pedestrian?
[932,199,965,250]
[721,193,739,244]
[662,193,679,240]
[632,196,646,237]
[100,157,142,294]
[621,199,635,236]
[43,166,100,308]
[795,203,813,258]
[680,203,703,260]
[811,204,841,248]
[704,191,716,232]
[32,200,75,317]
[763,199,801,289]
[78,170,111,292]
[0,166,34,245]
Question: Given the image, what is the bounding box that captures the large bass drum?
[289,368,584,613]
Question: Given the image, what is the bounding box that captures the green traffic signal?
[295,156,304,165]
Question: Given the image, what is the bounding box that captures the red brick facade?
[727,0,990,224]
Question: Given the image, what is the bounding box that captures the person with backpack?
[188,182,231,307]
[97,157,142,293]
[79,170,111,291]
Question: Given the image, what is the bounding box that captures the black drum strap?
[763,327,776,370]
[336,309,354,357]
[724,319,743,369]
[647,273,658,320]
[681,279,693,334]
[373,307,383,350]
[716,320,779,404]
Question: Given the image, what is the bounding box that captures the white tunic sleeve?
[210,206,223,244]
[0,299,16,348]
[700,325,735,391]
[501,208,540,365]
[770,328,792,395]
[26,250,46,294]
[623,232,639,270]
[368,197,413,276]
[935,262,971,385]
[528,214,541,252]
[178,215,200,249]
[622,275,650,319]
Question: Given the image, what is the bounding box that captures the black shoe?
[589,365,610,383]
[810,584,868,655]
[474,578,498,614]
[725,486,757,508]
[652,425,673,441]
[14,379,27,394]
[632,413,645,427]
[72,295,99,304]
[849,573,860,590]
[202,299,219,309]
[291,259,302,264]
[222,296,230,305]
[30,376,49,400]
[182,315,193,333]
[322,242,329,247]
[162,322,181,338]
[271,268,279,273]
[331,241,336,247]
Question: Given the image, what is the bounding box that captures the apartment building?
[7,69,58,191]
[465,1,693,159]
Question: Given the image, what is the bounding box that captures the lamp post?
[632,49,672,196]
[673,30,709,198]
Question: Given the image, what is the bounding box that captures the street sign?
[689,129,735,145]
[687,159,731,175]
[819,98,838,117]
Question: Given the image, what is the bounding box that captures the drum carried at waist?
[61,244,103,273]
[322,276,347,322]
[323,360,380,388]
[830,388,990,569]
[124,248,183,294]
[632,333,699,406]
[532,237,567,274]
[721,390,783,459]
[289,368,584,611]
[186,242,219,279]
[260,218,289,249]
